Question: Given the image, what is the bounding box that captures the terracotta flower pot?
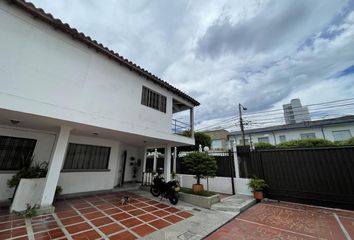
[192,184,204,193]
[253,191,264,200]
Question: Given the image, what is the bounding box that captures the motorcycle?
[150,169,180,205]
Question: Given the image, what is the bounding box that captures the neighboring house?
[283,98,311,124]
[203,129,230,151]
[229,116,354,146]
[0,0,199,208]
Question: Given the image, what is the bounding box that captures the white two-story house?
[0,0,199,210]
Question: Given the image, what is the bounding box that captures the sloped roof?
[8,0,200,106]
[229,115,354,136]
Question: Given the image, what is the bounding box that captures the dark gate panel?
[244,147,354,210]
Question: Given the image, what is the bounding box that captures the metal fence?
[240,146,354,210]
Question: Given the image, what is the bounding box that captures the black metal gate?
[240,146,354,210]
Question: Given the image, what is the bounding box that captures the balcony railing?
[171,119,190,135]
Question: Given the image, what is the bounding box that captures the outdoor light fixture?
[10,119,20,125]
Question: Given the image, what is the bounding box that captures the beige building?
[203,129,230,151]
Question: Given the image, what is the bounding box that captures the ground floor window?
[258,137,269,143]
[0,135,37,170]
[332,130,352,141]
[300,133,316,139]
[63,143,110,170]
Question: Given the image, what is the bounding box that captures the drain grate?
[178,231,196,240]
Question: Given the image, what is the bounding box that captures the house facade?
[0,0,198,209]
[203,129,229,151]
[229,116,354,146]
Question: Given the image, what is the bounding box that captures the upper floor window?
[332,130,352,141]
[0,136,37,170]
[300,133,316,139]
[279,135,286,143]
[258,137,269,143]
[141,86,167,113]
[63,143,110,170]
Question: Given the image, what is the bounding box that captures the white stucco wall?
[231,123,354,145]
[58,135,121,195]
[0,2,194,145]
[178,174,252,196]
[0,125,56,201]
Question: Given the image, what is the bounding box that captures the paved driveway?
[207,201,354,240]
[0,191,193,240]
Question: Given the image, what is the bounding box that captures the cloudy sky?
[31,0,354,130]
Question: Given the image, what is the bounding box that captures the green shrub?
[344,137,354,145]
[254,142,276,150]
[276,139,336,149]
[179,132,211,152]
[182,152,217,184]
[7,161,48,188]
[247,176,268,191]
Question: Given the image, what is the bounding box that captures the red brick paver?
[0,191,193,239]
[207,201,354,240]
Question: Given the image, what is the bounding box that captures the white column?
[40,126,71,207]
[142,148,147,172]
[164,145,172,182]
[173,147,177,173]
[153,148,157,172]
[190,108,194,138]
[233,143,240,179]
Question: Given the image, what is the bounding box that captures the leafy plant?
[182,152,217,185]
[171,171,177,179]
[55,186,63,199]
[179,132,212,152]
[254,142,276,150]
[248,176,268,191]
[15,203,39,218]
[7,159,48,188]
[344,137,354,145]
[276,139,336,149]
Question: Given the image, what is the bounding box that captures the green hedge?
[253,138,354,150]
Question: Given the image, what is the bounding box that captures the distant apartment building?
[203,129,229,151]
[283,99,311,124]
[229,116,354,146]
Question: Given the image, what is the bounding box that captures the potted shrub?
[182,152,217,193]
[248,176,268,200]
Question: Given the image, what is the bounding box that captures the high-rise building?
[283,99,311,124]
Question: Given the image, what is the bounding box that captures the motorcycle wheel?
[150,186,160,197]
[169,192,179,205]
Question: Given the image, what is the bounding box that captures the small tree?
[179,132,211,152]
[182,152,217,185]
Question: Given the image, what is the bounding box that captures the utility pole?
[238,103,247,146]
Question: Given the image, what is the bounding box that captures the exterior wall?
[0,2,194,144]
[0,125,145,201]
[230,123,354,146]
[0,125,56,201]
[204,130,229,151]
[178,174,252,196]
[58,135,121,195]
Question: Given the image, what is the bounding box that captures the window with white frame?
[141,86,167,113]
[279,135,286,143]
[332,130,352,141]
[300,133,316,139]
[211,139,223,150]
[63,143,111,170]
[258,137,269,143]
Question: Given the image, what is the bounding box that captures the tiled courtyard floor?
[207,200,354,240]
[0,191,193,240]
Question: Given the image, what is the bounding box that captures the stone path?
[207,200,354,240]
